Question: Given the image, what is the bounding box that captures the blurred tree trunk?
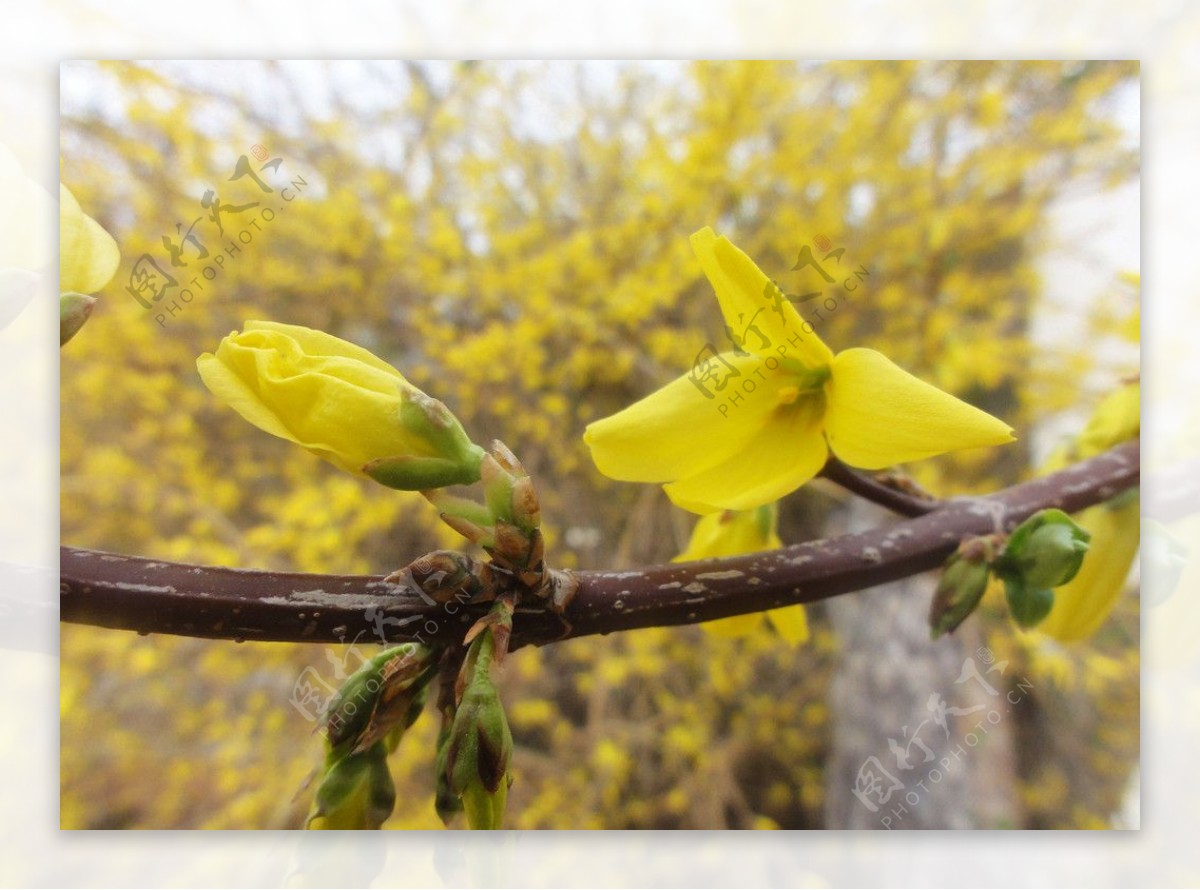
[823,503,1018,829]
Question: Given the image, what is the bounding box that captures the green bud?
[444,632,513,830]
[509,475,541,533]
[480,452,516,525]
[322,644,439,755]
[60,292,96,346]
[384,681,430,754]
[460,772,509,831]
[1020,523,1090,588]
[480,440,539,529]
[477,439,545,583]
[999,508,1091,590]
[307,741,396,829]
[929,552,992,638]
[1003,576,1055,629]
[489,439,524,475]
[434,708,464,825]
[489,520,545,580]
[424,489,496,528]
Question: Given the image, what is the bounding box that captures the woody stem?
[59,440,1139,649]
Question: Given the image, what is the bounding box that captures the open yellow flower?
[584,227,1015,513]
[198,320,484,489]
[673,504,808,646]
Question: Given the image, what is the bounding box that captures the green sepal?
[460,774,508,831]
[997,508,1090,591]
[60,292,96,346]
[434,710,464,826]
[425,490,496,528]
[322,643,438,755]
[480,453,516,525]
[307,741,396,830]
[929,554,991,638]
[1003,577,1056,629]
[396,388,481,465]
[363,453,483,491]
[444,630,514,830]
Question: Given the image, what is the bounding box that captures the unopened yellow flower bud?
[197,321,484,487]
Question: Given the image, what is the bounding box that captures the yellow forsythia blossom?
[585,228,1014,513]
[673,504,808,646]
[1037,381,1140,641]
[198,320,483,487]
[60,183,119,294]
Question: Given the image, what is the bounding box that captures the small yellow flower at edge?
[673,504,809,646]
[1036,380,1140,642]
[197,320,484,490]
[58,182,119,344]
[584,227,1015,514]
[60,183,119,295]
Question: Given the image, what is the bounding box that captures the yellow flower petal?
[1036,499,1139,642]
[823,347,1015,469]
[691,227,833,369]
[584,351,775,483]
[663,394,828,513]
[673,511,737,562]
[59,184,120,294]
[765,605,810,647]
[1076,382,1139,460]
[198,322,478,482]
[242,320,404,380]
[199,345,420,476]
[197,350,296,443]
[673,508,782,562]
[702,613,765,638]
[673,506,804,644]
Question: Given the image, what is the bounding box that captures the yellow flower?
[1037,381,1140,642]
[197,320,484,489]
[584,227,1015,513]
[59,183,120,295]
[673,504,808,646]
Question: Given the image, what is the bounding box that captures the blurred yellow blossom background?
[60,60,1139,829]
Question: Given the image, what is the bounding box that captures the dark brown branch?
[60,440,1139,649]
[818,458,941,517]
